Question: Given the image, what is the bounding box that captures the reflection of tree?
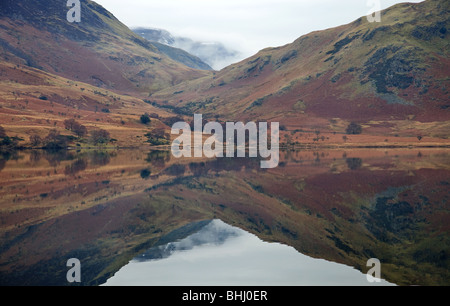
[43,150,74,167]
[64,158,88,176]
[346,122,363,135]
[346,158,362,170]
[145,150,171,167]
[163,164,186,176]
[88,151,111,167]
[0,156,6,173]
[188,157,260,177]
[29,150,42,165]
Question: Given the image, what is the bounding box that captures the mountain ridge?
[0,0,449,149]
[0,0,210,95]
[133,27,241,70]
[151,0,449,130]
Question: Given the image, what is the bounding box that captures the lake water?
[102,219,393,286]
[0,148,448,286]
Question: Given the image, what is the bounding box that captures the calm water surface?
[0,148,448,285]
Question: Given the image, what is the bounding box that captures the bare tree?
[90,129,110,145]
[30,134,42,147]
[73,123,87,137]
[64,119,77,130]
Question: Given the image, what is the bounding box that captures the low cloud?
[95,0,424,66]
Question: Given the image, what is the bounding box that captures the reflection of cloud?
[134,220,242,262]
[103,220,395,286]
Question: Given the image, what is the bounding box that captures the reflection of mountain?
[133,219,241,262]
[133,27,241,70]
[0,149,448,286]
[105,219,394,286]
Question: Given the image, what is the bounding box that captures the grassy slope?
[0,61,177,148]
[151,0,449,145]
[0,0,211,95]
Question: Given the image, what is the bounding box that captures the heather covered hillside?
[151,0,449,146]
[0,0,209,95]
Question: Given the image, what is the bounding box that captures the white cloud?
[94,0,424,64]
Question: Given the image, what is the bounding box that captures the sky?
[94,0,424,62]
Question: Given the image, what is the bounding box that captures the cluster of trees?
[89,129,111,145]
[65,119,111,145]
[32,129,68,150]
[28,119,111,149]
[0,126,22,152]
[140,113,162,125]
[64,119,87,137]
[145,127,170,146]
[140,114,151,125]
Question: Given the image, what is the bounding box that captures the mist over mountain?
[133,27,242,70]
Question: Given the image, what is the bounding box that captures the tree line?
[28,119,111,150]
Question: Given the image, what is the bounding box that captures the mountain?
[0,0,448,150]
[0,0,210,95]
[133,28,176,45]
[131,28,212,70]
[151,0,449,145]
[133,27,241,70]
[149,41,213,71]
[0,0,214,148]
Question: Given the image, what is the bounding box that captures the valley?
[0,0,448,287]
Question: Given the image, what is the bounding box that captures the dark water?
[0,148,448,286]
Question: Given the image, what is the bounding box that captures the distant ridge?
[133,27,241,70]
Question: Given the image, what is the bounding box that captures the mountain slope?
[133,27,241,70]
[150,41,213,71]
[151,0,449,141]
[0,0,210,95]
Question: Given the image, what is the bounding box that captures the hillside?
[0,0,210,95]
[0,0,214,148]
[151,0,450,146]
[133,27,241,70]
[149,41,213,71]
[0,60,183,148]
